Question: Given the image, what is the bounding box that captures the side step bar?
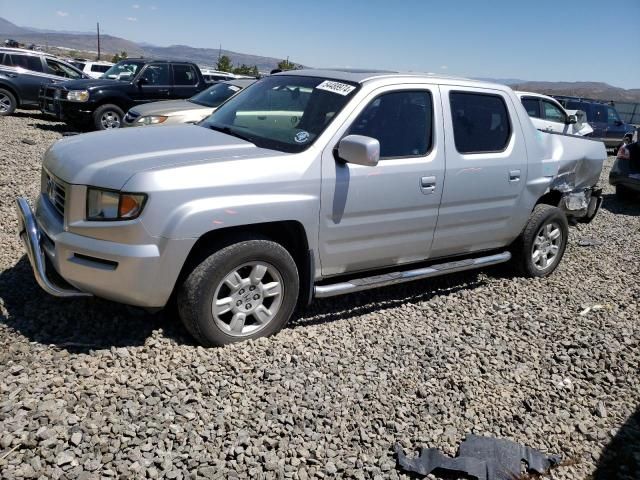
[314,251,511,298]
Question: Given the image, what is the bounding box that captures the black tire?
[177,239,299,347]
[0,88,17,116]
[512,204,569,278]
[615,185,632,200]
[93,104,124,130]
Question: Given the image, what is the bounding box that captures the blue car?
[554,96,637,150]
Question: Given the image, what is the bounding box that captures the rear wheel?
[93,104,124,130]
[0,88,17,116]
[177,239,299,347]
[512,204,569,278]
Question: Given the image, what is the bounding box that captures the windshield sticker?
[316,80,356,96]
[294,131,310,144]
[228,85,241,92]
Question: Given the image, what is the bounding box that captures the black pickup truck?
[40,58,208,130]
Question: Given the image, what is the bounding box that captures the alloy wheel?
[211,261,284,337]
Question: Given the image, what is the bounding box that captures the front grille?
[44,173,67,218]
[40,87,67,100]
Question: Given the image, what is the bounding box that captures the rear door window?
[90,64,110,73]
[542,100,566,123]
[173,64,198,85]
[521,97,541,118]
[9,54,43,72]
[348,90,433,158]
[450,92,511,153]
[141,64,171,85]
[607,107,621,124]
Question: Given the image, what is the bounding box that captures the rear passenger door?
[171,64,202,98]
[319,85,445,276]
[3,54,53,106]
[432,87,527,258]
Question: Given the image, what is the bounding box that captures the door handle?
[257,115,267,120]
[509,170,521,182]
[420,176,436,194]
[158,89,170,94]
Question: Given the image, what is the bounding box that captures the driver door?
[132,63,172,103]
[318,85,445,276]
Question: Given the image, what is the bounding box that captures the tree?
[111,51,128,63]
[217,55,233,73]
[277,59,299,71]
[232,64,259,76]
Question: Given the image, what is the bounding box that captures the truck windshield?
[103,61,144,81]
[201,75,359,153]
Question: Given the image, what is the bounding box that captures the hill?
[141,44,291,71]
[512,81,640,103]
[0,16,290,70]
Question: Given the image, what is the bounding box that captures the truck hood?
[44,125,282,190]
[59,78,126,90]
[130,99,208,117]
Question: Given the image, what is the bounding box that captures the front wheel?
[0,88,17,116]
[93,104,124,130]
[512,204,569,278]
[177,239,299,347]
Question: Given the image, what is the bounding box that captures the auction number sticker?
[316,80,356,96]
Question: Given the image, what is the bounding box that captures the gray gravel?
[1,111,639,479]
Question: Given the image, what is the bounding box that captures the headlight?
[137,115,168,125]
[86,188,147,221]
[67,90,90,102]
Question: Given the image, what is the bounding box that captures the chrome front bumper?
[15,197,91,298]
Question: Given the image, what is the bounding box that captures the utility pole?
[97,22,101,60]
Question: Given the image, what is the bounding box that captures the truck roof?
[274,68,505,89]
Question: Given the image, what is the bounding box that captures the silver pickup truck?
[16,70,606,346]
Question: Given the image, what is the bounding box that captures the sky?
[1,0,639,88]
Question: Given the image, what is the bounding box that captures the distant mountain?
[141,44,292,71]
[475,77,526,86]
[0,16,26,35]
[512,81,640,103]
[0,16,291,70]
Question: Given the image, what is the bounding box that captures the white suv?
[516,91,593,136]
[69,60,114,79]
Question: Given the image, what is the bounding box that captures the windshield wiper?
[208,124,254,144]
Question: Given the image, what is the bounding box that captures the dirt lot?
[0,111,638,479]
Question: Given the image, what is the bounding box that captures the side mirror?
[566,114,577,125]
[614,120,623,126]
[337,135,380,167]
[136,76,148,86]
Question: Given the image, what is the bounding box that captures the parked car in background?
[516,91,592,136]
[199,67,237,83]
[610,140,640,198]
[123,78,256,127]
[39,58,208,130]
[69,59,114,79]
[0,47,87,115]
[554,96,638,149]
[16,70,606,346]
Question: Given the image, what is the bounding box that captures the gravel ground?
[0,111,638,480]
